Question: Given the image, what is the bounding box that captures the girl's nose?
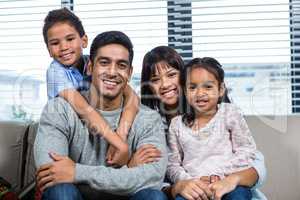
[160,75,171,89]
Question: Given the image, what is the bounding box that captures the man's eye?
[119,63,129,69]
[99,60,109,65]
[67,37,75,41]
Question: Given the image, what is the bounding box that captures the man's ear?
[128,66,133,82]
[87,59,92,76]
[82,34,88,48]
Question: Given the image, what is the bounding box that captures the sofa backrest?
[246,115,300,200]
[1,116,300,199]
[0,121,29,192]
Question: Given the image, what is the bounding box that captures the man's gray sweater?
[34,97,168,195]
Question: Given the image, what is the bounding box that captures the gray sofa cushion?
[0,121,29,192]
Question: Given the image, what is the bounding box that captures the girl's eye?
[205,85,213,89]
[168,72,177,78]
[151,77,160,83]
[188,85,196,90]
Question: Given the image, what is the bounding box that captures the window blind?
[0,0,61,120]
[0,0,298,121]
[192,0,292,115]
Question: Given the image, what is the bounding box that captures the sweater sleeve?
[224,104,257,174]
[166,117,192,183]
[34,98,76,168]
[74,111,168,195]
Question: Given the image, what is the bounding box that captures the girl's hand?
[106,141,129,167]
[209,174,240,200]
[172,179,213,200]
[127,144,161,168]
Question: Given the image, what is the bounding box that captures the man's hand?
[172,179,213,200]
[209,174,240,200]
[36,153,75,192]
[127,144,161,168]
[106,141,129,167]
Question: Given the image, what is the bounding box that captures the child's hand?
[209,174,240,200]
[127,144,161,168]
[106,141,129,167]
[172,179,213,200]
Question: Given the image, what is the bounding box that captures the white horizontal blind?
[73,0,168,92]
[192,0,292,115]
[0,0,61,121]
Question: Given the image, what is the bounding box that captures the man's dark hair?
[90,31,134,66]
[42,7,85,45]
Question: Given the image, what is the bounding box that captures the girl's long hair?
[140,46,187,121]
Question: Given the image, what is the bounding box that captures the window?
[0,0,61,121]
[192,0,291,115]
[0,0,297,121]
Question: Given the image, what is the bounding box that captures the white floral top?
[167,103,257,183]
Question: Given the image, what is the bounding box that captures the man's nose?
[107,63,117,75]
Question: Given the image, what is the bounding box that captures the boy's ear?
[87,59,92,76]
[82,34,88,48]
[47,46,54,58]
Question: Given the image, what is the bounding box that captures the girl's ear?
[87,59,92,76]
[219,82,225,97]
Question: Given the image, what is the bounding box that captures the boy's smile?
[46,22,87,67]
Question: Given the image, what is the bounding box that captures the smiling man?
[34,31,168,200]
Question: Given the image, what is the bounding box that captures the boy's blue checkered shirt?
[46,55,90,99]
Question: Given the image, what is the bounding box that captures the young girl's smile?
[186,67,224,117]
[150,62,180,109]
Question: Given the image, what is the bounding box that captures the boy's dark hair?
[43,7,85,45]
[89,31,134,66]
[181,57,231,126]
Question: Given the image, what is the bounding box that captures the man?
[34,31,168,200]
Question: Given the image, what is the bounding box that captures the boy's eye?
[49,41,59,46]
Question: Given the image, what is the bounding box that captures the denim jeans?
[42,183,168,200]
[42,183,83,200]
[175,186,252,200]
[222,186,252,200]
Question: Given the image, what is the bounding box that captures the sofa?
[0,116,299,199]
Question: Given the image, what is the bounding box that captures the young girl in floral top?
[167,57,257,200]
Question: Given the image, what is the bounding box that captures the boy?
[43,8,139,165]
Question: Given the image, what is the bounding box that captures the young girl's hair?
[141,46,187,118]
[181,57,231,126]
